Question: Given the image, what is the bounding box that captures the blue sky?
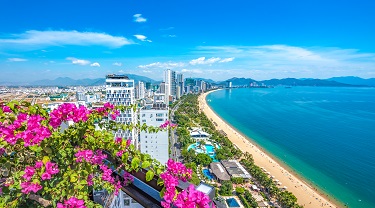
[0,0,374,82]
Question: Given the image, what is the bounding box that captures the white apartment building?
[164,69,176,104]
[105,74,136,143]
[138,81,145,99]
[139,105,169,164]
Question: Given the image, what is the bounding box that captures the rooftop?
[209,162,231,181]
[221,160,252,179]
[106,74,130,79]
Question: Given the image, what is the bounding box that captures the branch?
[28,194,52,207]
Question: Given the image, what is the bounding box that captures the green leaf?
[141,161,150,169]
[159,187,166,198]
[145,170,154,182]
[70,173,78,182]
[29,145,43,153]
[43,147,52,154]
[131,157,140,170]
[42,156,50,164]
[156,168,163,175]
[157,177,164,186]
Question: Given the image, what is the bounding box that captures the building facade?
[137,81,145,99]
[176,73,184,96]
[105,74,137,143]
[139,106,169,164]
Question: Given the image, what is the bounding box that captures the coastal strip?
[198,90,341,208]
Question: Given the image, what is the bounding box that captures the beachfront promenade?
[198,91,340,208]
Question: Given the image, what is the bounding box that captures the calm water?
[206,87,375,208]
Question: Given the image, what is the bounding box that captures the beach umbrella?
[283,186,287,189]
[277,182,282,185]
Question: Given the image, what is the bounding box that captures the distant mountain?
[26,74,157,86]
[191,78,216,83]
[224,77,355,87]
[222,77,258,86]
[260,78,353,87]
[327,76,375,87]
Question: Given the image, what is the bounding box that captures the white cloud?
[134,34,152,42]
[219,57,235,63]
[90,62,100,67]
[194,45,375,79]
[189,57,221,65]
[138,61,185,69]
[7,58,27,62]
[66,57,90,65]
[0,30,133,49]
[133,14,147,23]
[113,62,122,66]
[118,70,125,73]
[142,70,152,73]
[181,69,203,74]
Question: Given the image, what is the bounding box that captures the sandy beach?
[198,90,341,208]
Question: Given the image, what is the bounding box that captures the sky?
[0,0,374,83]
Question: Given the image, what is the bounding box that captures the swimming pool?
[187,142,221,162]
[202,169,214,180]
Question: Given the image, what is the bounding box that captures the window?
[142,114,145,117]
[156,118,163,121]
[156,113,163,117]
[124,199,130,206]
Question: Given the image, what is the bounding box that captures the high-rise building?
[139,105,169,164]
[138,81,145,99]
[145,82,152,90]
[171,70,176,97]
[159,82,166,94]
[164,69,177,103]
[226,81,232,88]
[176,86,181,100]
[176,73,184,95]
[105,74,136,143]
[76,92,85,101]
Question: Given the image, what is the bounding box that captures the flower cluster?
[94,102,116,118]
[160,159,211,208]
[20,161,59,194]
[110,110,120,120]
[57,197,86,208]
[20,182,42,194]
[122,171,134,186]
[0,112,51,146]
[159,120,178,128]
[166,159,192,182]
[49,103,90,128]
[1,105,12,113]
[75,149,128,195]
[114,137,132,157]
[74,149,107,165]
[174,184,212,208]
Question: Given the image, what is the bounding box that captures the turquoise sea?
[206,87,375,208]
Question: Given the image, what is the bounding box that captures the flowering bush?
[0,101,212,207]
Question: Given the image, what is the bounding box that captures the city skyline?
[1,0,375,82]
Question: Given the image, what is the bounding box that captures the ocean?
[206,87,375,208]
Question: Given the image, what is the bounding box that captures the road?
[169,98,184,162]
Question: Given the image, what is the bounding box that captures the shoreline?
[199,90,342,208]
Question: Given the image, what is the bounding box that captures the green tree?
[195,153,213,166]
[231,177,244,184]
[218,181,233,196]
[235,186,245,194]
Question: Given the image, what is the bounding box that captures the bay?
[206,87,375,208]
